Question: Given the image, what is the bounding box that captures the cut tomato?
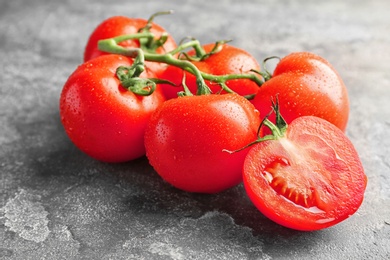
[243,115,367,231]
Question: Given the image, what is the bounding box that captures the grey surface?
[1,0,389,259]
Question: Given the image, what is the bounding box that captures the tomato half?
[144,93,260,193]
[243,116,367,231]
[252,52,349,132]
[84,16,177,77]
[159,43,261,99]
[60,54,166,162]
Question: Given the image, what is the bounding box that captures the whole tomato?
[84,15,177,77]
[159,43,261,99]
[252,52,349,131]
[144,93,261,193]
[60,54,165,163]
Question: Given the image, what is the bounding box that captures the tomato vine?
[98,34,265,96]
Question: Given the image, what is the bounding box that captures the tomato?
[243,115,367,231]
[252,52,349,132]
[144,93,260,193]
[84,15,177,76]
[60,54,165,163]
[159,43,261,99]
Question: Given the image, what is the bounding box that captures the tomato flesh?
[243,116,367,231]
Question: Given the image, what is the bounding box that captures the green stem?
[99,38,211,94]
[137,11,174,50]
[140,10,173,32]
[98,33,155,56]
[261,55,280,81]
[98,36,264,96]
[201,72,264,89]
[98,37,143,57]
[146,52,211,95]
[167,39,206,58]
[262,119,284,138]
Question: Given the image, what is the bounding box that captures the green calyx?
[97,11,173,56]
[116,65,175,96]
[138,11,173,52]
[262,96,288,138]
[116,65,156,96]
[115,49,174,96]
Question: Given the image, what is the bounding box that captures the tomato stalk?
[98,36,264,96]
[138,10,174,52]
[170,38,207,58]
[177,73,193,97]
[175,38,230,61]
[99,37,211,95]
[251,56,281,82]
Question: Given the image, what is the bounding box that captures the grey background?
[1,0,389,259]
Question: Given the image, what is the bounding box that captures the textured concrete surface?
[1,0,390,259]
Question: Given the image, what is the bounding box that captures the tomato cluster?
[59,13,367,231]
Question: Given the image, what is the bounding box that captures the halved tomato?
[243,115,367,231]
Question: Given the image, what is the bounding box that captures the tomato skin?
[84,16,177,76]
[144,93,261,193]
[59,54,166,163]
[243,116,367,231]
[159,43,261,99]
[252,52,349,132]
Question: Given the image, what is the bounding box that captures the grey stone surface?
[1,0,389,259]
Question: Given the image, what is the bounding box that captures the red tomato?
[144,93,261,193]
[84,16,177,76]
[159,43,261,99]
[60,54,166,163]
[252,52,349,131]
[243,116,367,231]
